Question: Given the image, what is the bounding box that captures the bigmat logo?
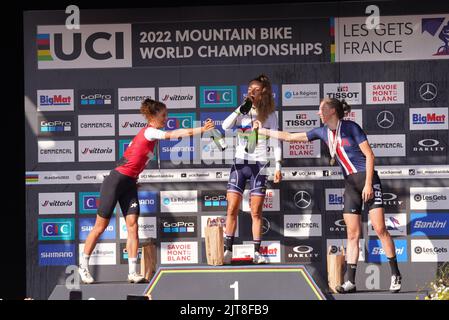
[120,217,157,239]
[38,192,75,215]
[39,244,76,266]
[323,83,362,105]
[409,107,448,130]
[79,243,116,265]
[410,213,449,236]
[366,82,404,104]
[199,86,237,108]
[368,239,407,262]
[326,239,365,261]
[411,239,449,262]
[37,89,74,111]
[118,88,155,110]
[410,187,449,210]
[243,241,281,263]
[78,114,115,137]
[38,115,74,137]
[325,188,344,211]
[38,140,75,163]
[161,241,198,264]
[38,218,75,241]
[159,86,196,109]
[160,216,197,238]
[37,24,132,69]
[79,217,116,240]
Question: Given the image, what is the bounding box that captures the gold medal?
[330,157,335,166]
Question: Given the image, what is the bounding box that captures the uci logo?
[37,24,132,69]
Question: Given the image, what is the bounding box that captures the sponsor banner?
[326,239,365,261]
[200,190,227,212]
[159,216,197,238]
[160,241,198,264]
[77,89,114,109]
[284,239,322,263]
[408,132,448,156]
[282,110,320,132]
[242,189,280,212]
[199,86,237,108]
[410,213,449,236]
[138,191,158,214]
[160,190,198,212]
[38,140,75,163]
[282,183,324,213]
[200,112,232,136]
[200,215,239,238]
[118,139,132,159]
[409,107,448,130]
[159,87,196,109]
[38,218,75,241]
[364,108,405,132]
[410,187,449,210]
[119,243,143,264]
[132,20,329,66]
[325,188,344,211]
[120,217,157,239]
[368,213,407,236]
[241,84,280,108]
[38,192,75,215]
[411,239,449,262]
[38,244,76,266]
[243,240,281,263]
[37,24,132,69]
[334,14,449,62]
[78,114,115,136]
[37,89,74,111]
[282,84,320,106]
[323,83,362,105]
[325,212,346,237]
[382,187,408,212]
[78,140,115,162]
[160,138,194,161]
[283,140,321,158]
[119,114,147,136]
[38,115,74,137]
[79,243,116,265]
[366,82,404,104]
[284,214,322,237]
[118,88,155,110]
[239,214,280,238]
[79,217,116,240]
[343,109,363,128]
[410,81,448,105]
[367,239,408,263]
[368,134,406,157]
[79,191,116,215]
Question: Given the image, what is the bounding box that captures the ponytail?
[322,97,351,119]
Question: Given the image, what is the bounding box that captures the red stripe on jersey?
[332,131,353,175]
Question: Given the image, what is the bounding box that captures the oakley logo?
[293,245,313,254]
[382,193,398,201]
[418,139,439,147]
[419,83,437,101]
[376,110,395,129]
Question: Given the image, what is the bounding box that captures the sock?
[387,256,401,276]
[347,263,357,284]
[128,258,137,274]
[80,253,90,269]
[253,239,261,253]
[224,234,234,252]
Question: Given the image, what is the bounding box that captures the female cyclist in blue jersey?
[255,97,401,293]
[78,99,214,284]
[221,74,282,264]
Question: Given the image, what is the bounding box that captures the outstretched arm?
[164,119,214,139]
[254,120,309,142]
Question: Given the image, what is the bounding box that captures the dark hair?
[249,74,275,123]
[140,98,166,121]
[322,98,351,119]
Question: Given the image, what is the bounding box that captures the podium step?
[330,290,429,300]
[48,282,148,300]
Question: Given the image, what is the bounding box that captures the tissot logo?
[419,83,438,101]
[323,83,362,105]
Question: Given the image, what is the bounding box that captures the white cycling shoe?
[78,266,94,284]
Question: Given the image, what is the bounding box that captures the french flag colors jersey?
[306,120,367,176]
[115,126,165,178]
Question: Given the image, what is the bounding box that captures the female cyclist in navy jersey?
[78,98,214,284]
[221,74,282,264]
[254,97,401,293]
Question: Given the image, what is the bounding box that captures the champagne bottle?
[211,128,227,151]
[245,127,258,153]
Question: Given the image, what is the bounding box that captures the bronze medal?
[330,157,335,166]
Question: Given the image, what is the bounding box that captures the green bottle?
[245,127,258,153]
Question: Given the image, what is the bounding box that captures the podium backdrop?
[24,2,449,299]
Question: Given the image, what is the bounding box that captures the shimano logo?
[139,199,155,205]
[162,146,194,152]
[81,225,113,232]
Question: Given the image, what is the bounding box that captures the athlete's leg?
[369,207,396,258]
[249,195,265,247]
[343,213,362,264]
[224,191,242,246]
[125,213,139,260]
[83,215,111,255]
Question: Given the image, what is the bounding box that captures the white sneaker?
[335,280,356,294]
[128,272,146,283]
[390,275,402,293]
[253,251,267,264]
[223,250,232,265]
[78,266,94,284]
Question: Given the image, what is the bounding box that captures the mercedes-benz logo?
[419,83,437,101]
[262,217,270,235]
[376,110,395,129]
[294,191,312,209]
